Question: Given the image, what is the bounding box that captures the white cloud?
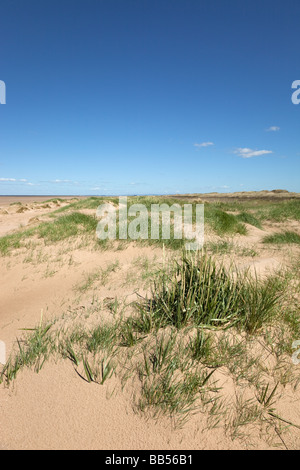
[234,148,273,158]
[50,179,79,185]
[266,126,280,132]
[0,178,28,182]
[52,179,72,183]
[194,142,214,148]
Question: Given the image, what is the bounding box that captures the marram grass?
[134,253,283,333]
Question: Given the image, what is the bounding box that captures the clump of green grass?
[85,324,118,353]
[235,212,262,229]
[136,255,232,329]
[263,231,300,245]
[119,319,146,347]
[135,254,283,333]
[239,275,283,334]
[189,329,213,361]
[206,208,247,235]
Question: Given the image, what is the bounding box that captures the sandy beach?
[0,193,299,450]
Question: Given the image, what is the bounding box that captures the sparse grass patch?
[43,198,66,204]
[0,320,55,385]
[0,212,101,256]
[205,240,234,255]
[0,226,38,256]
[256,200,300,222]
[1,248,299,445]
[49,196,113,215]
[206,240,258,257]
[0,232,24,255]
[263,231,300,245]
[75,261,120,293]
[37,212,97,243]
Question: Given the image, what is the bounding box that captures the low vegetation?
[263,231,300,245]
[1,194,300,447]
[0,212,100,255]
[1,251,299,445]
[1,195,300,257]
[134,254,284,333]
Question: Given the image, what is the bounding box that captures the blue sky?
[0,0,299,196]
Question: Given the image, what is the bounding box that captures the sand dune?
[0,194,300,450]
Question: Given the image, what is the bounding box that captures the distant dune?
[166,189,300,202]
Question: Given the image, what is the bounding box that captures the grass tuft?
[263,231,300,245]
[236,212,262,229]
[135,254,283,334]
